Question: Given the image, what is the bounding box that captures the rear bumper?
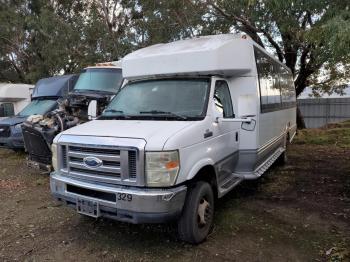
[50,172,187,223]
[0,136,24,149]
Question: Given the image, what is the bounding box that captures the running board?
[232,147,285,180]
[218,176,243,197]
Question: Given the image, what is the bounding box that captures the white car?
[50,34,297,244]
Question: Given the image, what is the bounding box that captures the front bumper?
[50,172,187,224]
[0,136,24,149]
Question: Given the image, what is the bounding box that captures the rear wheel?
[177,181,214,244]
[278,134,289,165]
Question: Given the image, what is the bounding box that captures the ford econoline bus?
[50,35,296,244]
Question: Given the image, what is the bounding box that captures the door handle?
[204,130,213,139]
[235,132,239,141]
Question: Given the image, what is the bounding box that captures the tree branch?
[8,53,25,82]
[207,1,285,62]
[295,49,319,96]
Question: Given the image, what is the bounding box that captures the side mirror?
[241,118,256,131]
[88,100,98,120]
[216,115,256,131]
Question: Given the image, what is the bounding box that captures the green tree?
[1,0,349,114]
[0,0,30,82]
[0,0,135,84]
[130,0,204,47]
[195,0,350,97]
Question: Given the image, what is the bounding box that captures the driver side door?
[211,78,241,193]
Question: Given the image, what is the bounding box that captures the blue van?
[0,75,77,150]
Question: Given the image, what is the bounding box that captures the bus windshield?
[101,78,210,120]
[18,99,57,116]
[73,68,122,94]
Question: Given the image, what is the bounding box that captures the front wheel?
[177,181,214,244]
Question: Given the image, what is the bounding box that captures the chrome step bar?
[233,147,285,180]
[218,147,285,197]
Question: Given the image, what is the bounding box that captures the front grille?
[61,145,68,168]
[64,144,138,185]
[69,146,120,155]
[0,125,10,137]
[129,151,137,179]
[70,167,121,178]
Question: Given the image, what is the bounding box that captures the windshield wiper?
[73,89,115,95]
[140,110,187,120]
[104,109,124,114]
[99,109,129,120]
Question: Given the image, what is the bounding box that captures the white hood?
[59,120,196,150]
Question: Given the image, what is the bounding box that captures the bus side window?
[255,46,295,113]
[214,81,235,118]
[0,103,14,117]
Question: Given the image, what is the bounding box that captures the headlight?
[51,143,58,171]
[145,150,180,187]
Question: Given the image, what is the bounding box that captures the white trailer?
[50,34,296,244]
[0,83,33,119]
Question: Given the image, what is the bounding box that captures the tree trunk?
[294,67,311,130]
[296,106,306,129]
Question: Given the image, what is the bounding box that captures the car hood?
[0,115,27,126]
[58,120,196,150]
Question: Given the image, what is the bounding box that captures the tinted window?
[254,47,296,113]
[74,68,122,94]
[0,103,15,117]
[280,67,296,107]
[214,81,234,118]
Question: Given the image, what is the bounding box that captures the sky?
[298,86,350,99]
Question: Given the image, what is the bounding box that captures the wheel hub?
[198,198,210,226]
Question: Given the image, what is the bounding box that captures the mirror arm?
[217,117,254,123]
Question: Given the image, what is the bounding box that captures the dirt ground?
[0,123,349,261]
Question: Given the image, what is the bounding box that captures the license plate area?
[77,198,100,218]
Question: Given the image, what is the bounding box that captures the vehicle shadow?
[71,165,282,254]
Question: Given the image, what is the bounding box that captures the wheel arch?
[187,165,218,198]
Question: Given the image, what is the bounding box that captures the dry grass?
[0,122,349,261]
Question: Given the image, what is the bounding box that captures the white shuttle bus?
[50,34,296,244]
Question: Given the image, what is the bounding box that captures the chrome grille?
[61,145,68,169]
[64,144,138,185]
[128,151,137,179]
[69,146,120,155]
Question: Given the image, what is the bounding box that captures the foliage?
[0,0,349,98]
[0,0,134,83]
[188,0,350,96]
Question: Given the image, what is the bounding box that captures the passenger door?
[211,79,241,191]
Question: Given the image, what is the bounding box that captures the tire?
[277,134,288,165]
[278,151,288,165]
[177,181,214,244]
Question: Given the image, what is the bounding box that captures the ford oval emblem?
[83,156,103,169]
